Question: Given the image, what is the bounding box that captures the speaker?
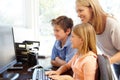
[27,52,38,67]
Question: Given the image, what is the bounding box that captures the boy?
[51,16,77,67]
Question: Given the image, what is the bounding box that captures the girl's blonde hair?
[73,23,97,55]
[76,0,109,34]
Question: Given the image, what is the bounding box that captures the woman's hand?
[49,75,74,80]
[102,54,111,63]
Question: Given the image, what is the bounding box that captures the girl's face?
[53,25,69,41]
[76,3,93,23]
[71,32,83,49]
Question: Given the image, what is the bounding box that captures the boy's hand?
[55,57,61,61]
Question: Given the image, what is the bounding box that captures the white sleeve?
[111,20,120,50]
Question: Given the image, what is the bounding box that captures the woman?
[75,0,120,79]
[45,23,98,80]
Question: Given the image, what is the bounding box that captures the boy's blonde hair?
[73,23,97,55]
[76,0,108,34]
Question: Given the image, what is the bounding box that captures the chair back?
[97,54,117,80]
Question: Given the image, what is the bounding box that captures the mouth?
[81,19,84,22]
[80,16,85,22]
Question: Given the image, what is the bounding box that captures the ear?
[80,38,84,43]
[66,28,71,35]
[89,7,93,14]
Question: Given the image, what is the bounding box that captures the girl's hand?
[45,70,60,76]
[49,75,74,80]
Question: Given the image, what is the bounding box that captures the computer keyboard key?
[32,68,51,80]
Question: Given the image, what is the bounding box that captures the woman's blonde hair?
[76,0,109,34]
[73,23,97,55]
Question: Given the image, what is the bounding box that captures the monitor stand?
[2,71,19,80]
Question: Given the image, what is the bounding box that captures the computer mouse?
[27,65,43,72]
[33,65,43,68]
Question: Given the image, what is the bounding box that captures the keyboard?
[32,68,51,80]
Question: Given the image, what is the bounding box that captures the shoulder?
[78,52,98,72]
[106,17,118,23]
[64,35,72,46]
[86,51,97,58]
[106,17,119,28]
[105,17,120,32]
[54,40,60,47]
[82,52,97,63]
[82,52,98,68]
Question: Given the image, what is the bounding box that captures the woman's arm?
[110,51,120,64]
[110,19,120,64]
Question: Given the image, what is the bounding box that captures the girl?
[46,23,98,80]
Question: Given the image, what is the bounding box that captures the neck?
[97,15,106,34]
[60,36,68,47]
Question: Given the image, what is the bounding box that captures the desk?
[8,64,32,80]
[0,57,73,80]
[0,61,33,80]
[0,57,51,80]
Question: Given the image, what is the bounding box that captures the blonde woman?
[75,0,120,78]
[45,23,98,80]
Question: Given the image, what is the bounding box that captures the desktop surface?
[0,57,52,80]
[4,64,32,80]
[0,56,73,80]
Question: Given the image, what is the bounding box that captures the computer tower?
[15,40,40,63]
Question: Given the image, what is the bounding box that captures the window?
[100,0,120,21]
[1,0,119,56]
[0,0,26,27]
[38,0,120,56]
[38,0,79,56]
[0,0,37,42]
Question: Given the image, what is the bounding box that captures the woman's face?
[71,32,83,49]
[76,3,93,23]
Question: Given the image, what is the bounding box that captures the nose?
[77,12,81,18]
[70,38,72,42]
[70,37,73,43]
[54,31,56,36]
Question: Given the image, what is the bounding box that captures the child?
[46,23,98,80]
[51,16,77,67]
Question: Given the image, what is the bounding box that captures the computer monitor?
[0,26,19,79]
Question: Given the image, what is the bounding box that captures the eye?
[56,30,59,32]
[79,9,84,12]
[54,29,59,32]
[71,35,75,38]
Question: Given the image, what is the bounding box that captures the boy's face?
[53,25,69,41]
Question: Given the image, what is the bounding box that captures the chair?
[97,54,117,80]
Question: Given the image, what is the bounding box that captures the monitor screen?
[0,26,17,74]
